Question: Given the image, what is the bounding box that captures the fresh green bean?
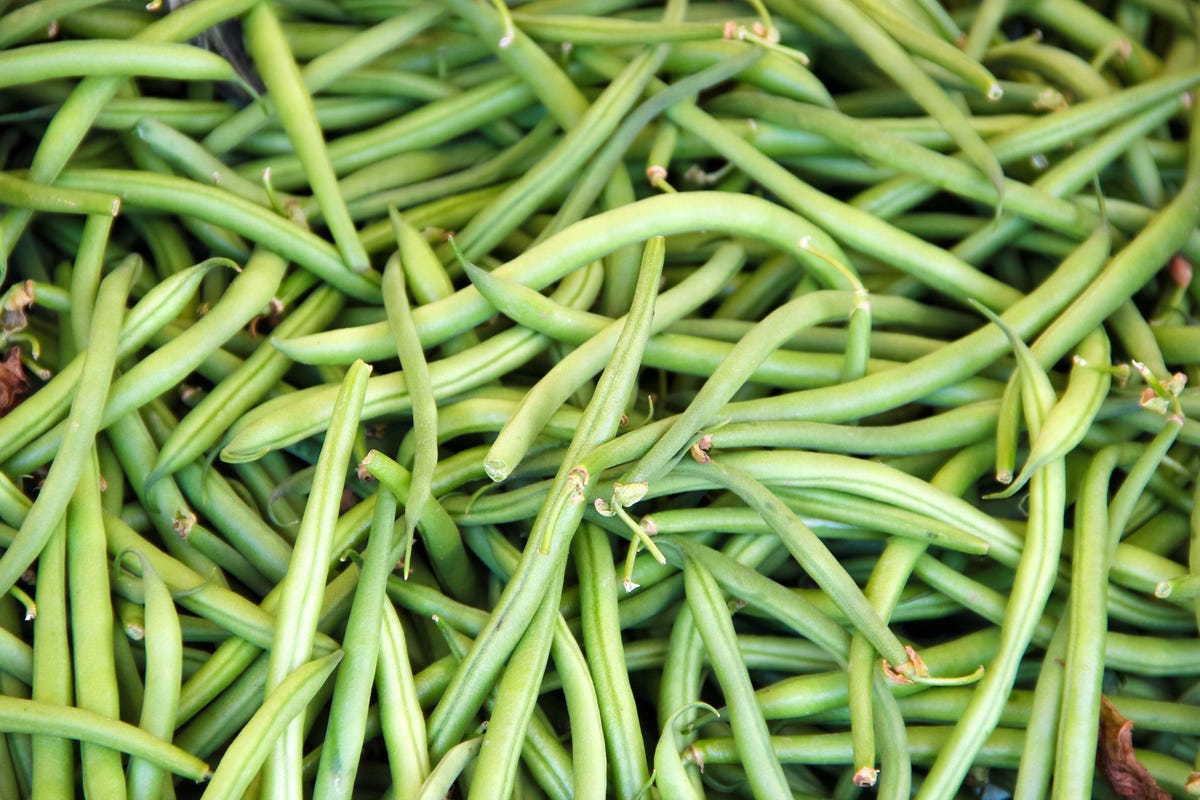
[30,522,71,800]
[66,455,124,798]
[244,2,368,273]
[377,602,431,800]
[0,39,244,89]
[0,0,262,269]
[684,554,792,797]
[384,211,438,575]
[313,487,397,800]
[204,4,447,154]
[200,651,341,800]
[263,359,370,798]
[473,241,745,480]
[572,524,648,799]
[121,550,182,800]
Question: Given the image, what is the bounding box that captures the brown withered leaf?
[1097,696,1170,800]
[0,348,29,416]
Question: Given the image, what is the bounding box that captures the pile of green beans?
[2,0,1200,797]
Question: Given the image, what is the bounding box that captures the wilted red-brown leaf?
[1097,696,1170,800]
[0,348,29,416]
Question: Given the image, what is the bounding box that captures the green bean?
[653,702,716,800]
[469,584,565,800]
[673,459,911,666]
[172,461,294,584]
[0,171,118,220]
[199,651,342,800]
[30,523,71,800]
[0,39,244,89]
[413,737,483,800]
[0,258,135,597]
[711,92,1102,246]
[720,213,1110,426]
[625,289,863,485]
[263,359,369,798]
[67,213,112,352]
[447,0,590,126]
[244,2,368,273]
[384,212,438,575]
[313,487,397,800]
[856,0,1002,98]
[684,554,792,797]
[66,456,125,798]
[573,524,648,799]
[1108,415,1184,542]
[690,726,1026,770]
[661,39,833,106]
[120,551,182,800]
[377,602,431,800]
[655,537,849,664]
[341,126,550,226]
[133,117,277,209]
[852,66,1200,221]
[106,408,230,584]
[1001,326,1113,496]
[0,0,111,48]
[7,249,286,476]
[771,0,1003,195]
[1050,444,1124,799]
[278,190,866,365]
[445,49,667,261]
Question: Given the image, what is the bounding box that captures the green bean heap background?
[2,0,1200,798]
